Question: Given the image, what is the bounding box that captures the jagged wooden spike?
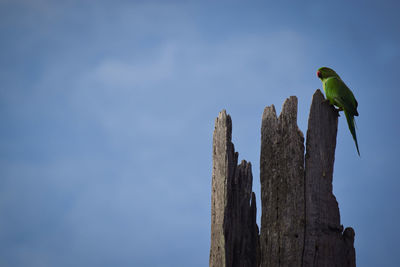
[209,110,259,267]
[259,96,305,267]
[303,89,355,267]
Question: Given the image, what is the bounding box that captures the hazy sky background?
[1,0,399,266]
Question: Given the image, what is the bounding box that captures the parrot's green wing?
[323,77,360,155]
[324,77,358,116]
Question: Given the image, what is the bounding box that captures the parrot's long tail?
[344,110,360,156]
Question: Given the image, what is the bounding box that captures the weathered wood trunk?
[302,90,356,267]
[260,96,305,267]
[209,110,259,267]
[209,90,355,267]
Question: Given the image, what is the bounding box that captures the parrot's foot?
[335,107,342,116]
[321,99,341,116]
[325,103,340,117]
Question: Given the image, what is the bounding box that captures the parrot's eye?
[317,71,322,78]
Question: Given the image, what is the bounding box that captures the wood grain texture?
[260,96,305,267]
[302,90,355,267]
[209,110,259,267]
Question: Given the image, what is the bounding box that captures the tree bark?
[259,96,305,267]
[302,89,356,267]
[209,110,259,267]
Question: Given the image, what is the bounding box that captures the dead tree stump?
[209,90,355,267]
[302,90,356,267]
[260,96,305,267]
[209,110,259,267]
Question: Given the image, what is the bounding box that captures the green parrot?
[317,67,360,156]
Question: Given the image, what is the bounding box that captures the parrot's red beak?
[317,70,322,78]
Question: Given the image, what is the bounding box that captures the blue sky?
[1,0,399,266]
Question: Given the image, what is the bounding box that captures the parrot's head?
[316,67,340,81]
